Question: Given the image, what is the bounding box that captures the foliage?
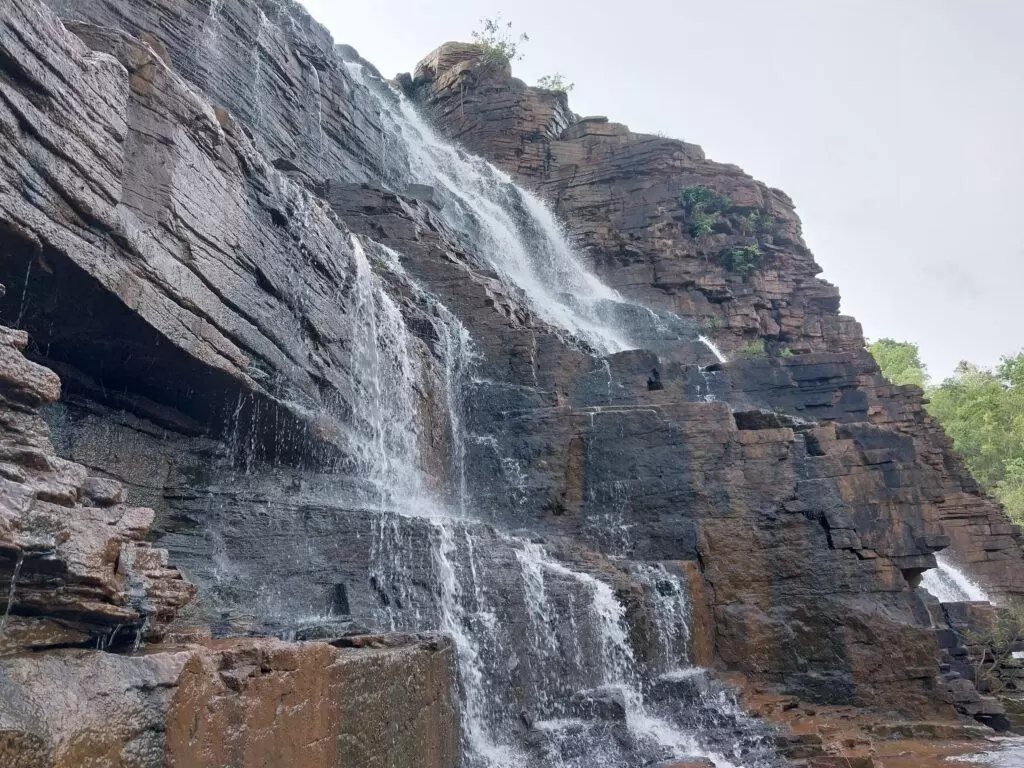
[471,13,529,66]
[737,210,776,238]
[779,346,794,358]
[868,342,1024,524]
[928,355,1024,492]
[719,244,761,277]
[536,73,574,93]
[996,459,1024,522]
[680,185,731,240]
[681,186,732,213]
[868,339,929,389]
[964,600,1024,695]
[738,338,766,358]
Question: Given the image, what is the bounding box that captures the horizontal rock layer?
[407,42,1024,597]
[0,634,458,768]
[0,3,1019,767]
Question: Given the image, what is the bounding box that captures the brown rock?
[0,636,459,768]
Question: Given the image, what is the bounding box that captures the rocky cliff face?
[0,1,1021,766]
[406,43,1024,599]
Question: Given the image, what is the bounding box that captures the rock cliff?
[0,1,1021,766]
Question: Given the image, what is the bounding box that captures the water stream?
[921,553,993,604]
[181,19,774,766]
[0,551,24,637]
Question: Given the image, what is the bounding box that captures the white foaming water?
[344,61,634,355]
[920,553,992,604]
[698,335,729,363]
[251,8,269,133]
[347,236,424,507]
[632,563,692,673]
[538,554,735,767]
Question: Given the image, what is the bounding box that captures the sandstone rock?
[0,636,458,768]
[0,324,194,648]
[408,36,1024,603]
[0,0,1014,760]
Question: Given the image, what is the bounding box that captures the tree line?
[869,340,1024,524]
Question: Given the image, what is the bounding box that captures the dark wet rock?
[0,0,1019,765]
[0,323,194,648]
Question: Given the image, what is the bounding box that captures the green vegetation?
[868,338,929,389]
[738,338,766,358]
[536,73,574,93]
[779,346,794,358]
[471,13,529,66]
[964,600,1024,695]
[698,315,722,335]
[680,185,731,240]
[869,340,1024,524]
[737,210,776,238]
[928,357,1024,491]
[719,244,761,277]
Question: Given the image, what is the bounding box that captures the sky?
[300,0,1023,381]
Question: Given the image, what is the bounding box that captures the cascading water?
[173,24,777,764]
[342,60,717,358]
[345,58,628,354]
[0,551,24,638]
[921,553,992,604]
[698,335,729,364]
[332,234,771,765]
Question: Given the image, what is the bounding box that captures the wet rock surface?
[0,322,194,649]
[0,0,1021,766]
[409,41,1024,601]
[0,635,457,768]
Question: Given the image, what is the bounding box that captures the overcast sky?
[301,0,1022,381]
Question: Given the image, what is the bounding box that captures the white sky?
[301,0,1023,381]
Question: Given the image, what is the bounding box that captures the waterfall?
[632,563,693,674]
[0,551,24,638]
[698,335,729,363]
[251,8,269,134]
[169,35,778,766]
[920,553,992,604]
[344,61,709,356]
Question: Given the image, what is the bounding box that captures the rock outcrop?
[0,1,1021,766]
[0,319,194,651]
[407,42,1024,600]
[0,634,458,767]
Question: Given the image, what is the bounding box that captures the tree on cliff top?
[869,343,1024,524]
[536,73,574,93]
[471,14,528,66]
[868,338,929,389]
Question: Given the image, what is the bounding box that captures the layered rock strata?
[0,2,1019,766]
[406,43,1024,598]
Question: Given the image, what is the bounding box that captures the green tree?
[927,355,1024,490]
[868,338,929,389]
[868,344,1024,524]
[471,13,529,66]
[536,73,574,93]
[996,459,1024,522]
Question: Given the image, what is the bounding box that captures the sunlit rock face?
[0,0,1021,766]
